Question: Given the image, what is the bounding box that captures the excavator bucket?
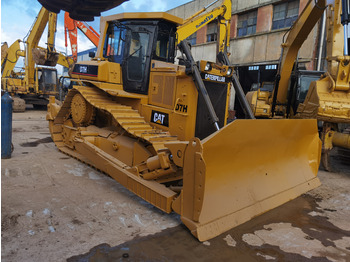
[174,118,321,241]
[32,48,59,66]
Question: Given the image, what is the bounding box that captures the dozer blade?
[176,119,321,241]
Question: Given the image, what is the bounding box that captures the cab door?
[122,25,155,94]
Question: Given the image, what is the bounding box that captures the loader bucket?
[177,119,321,241]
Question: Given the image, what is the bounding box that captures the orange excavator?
[64,12,100,62]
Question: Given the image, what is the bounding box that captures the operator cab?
[102,13,180,94]
[34,67,58,94]
[288,70,324,113]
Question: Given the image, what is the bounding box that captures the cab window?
[103,22,125,63]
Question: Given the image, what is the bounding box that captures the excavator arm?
[249,0,349,118]
[25,7,50,88]
[1,41,25,78]
[246,0,329,117]
[290,0,350,119]
[64,12,100,62]
[176,0,231,54]
[64,12,78,62]
[274,0,327,109]
[24,7,61,90]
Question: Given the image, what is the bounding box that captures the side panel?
[142,69,199,141]
[149,71,176,110]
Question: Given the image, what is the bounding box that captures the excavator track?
[48,86,180,213]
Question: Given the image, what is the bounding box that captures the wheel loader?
[46,3,321,241]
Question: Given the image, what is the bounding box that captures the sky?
[1,0,192,70]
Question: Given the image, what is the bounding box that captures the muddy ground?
[1,109,350,262]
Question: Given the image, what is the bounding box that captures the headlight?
[204,62,212,71]
[226,68,232,76]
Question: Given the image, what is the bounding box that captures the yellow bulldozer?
[46,0,321,241]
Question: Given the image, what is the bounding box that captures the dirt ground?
[1,109,350,262]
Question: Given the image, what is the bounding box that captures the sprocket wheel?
[70,93,95,126]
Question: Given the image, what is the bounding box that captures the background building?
[168,0,325,116]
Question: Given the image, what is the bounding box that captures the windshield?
[103,22,125,63]
[154,22,175,62]
[43,70,57,85]
[261,82,274,92]
[298,75,319,101]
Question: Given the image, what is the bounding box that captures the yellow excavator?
[1,7,73,111]
[246,0,350,169]
[46,0,321,241]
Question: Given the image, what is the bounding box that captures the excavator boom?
[1,40,24,77]
[275,0,327,105]
[64,12,100,62]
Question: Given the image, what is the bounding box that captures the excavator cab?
[37,67,58,94]
[288,70,324,115]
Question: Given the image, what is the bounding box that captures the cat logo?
[151,110,169,127]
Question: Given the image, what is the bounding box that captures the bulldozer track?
[48,86,179,213]
[51,86,178,153]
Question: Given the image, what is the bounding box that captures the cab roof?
[101,12,184,26]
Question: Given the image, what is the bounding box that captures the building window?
[187,32,197,46]
[237,10,257,37]
[272,0,299,30]
[206,22,217,42]
[249,66,259,71]
[265,64,277,70]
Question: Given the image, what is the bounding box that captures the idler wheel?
[70,93,95,126]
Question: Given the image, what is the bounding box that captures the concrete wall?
[256,5,273,33]
[229,29,317,66]
[191,43,217,62]
[181,26,317,67]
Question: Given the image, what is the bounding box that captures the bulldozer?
[246,0,350,170]
[46,0,321,241]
